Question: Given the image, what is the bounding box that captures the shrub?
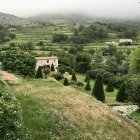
[125,76,140,108]
[116,82,127,102]
[87,69,113,84]
[71,73,77,82]
[92,75,105,102]
[0,88,27,140]
[85,81,91,91]
[63,78,69,86]
[50,72,63,80]
[76,81,84,87]
[35,66,43,79]
[84,74,90,82]
[106,80,114,92]
[50,63,55,71]
[0,50,36,77]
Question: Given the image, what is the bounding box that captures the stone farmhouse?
[119,39,133,45]
[36,56,58,69]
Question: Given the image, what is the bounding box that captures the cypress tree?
[106,80,114,92]
[85,81,91,91]
[35,66,43,78]
[63,78,69,86]
[84,74,90,82]
[92,75,105,102]
[116,82,127,102]
[51,63,55,71]
[71,73,77,82]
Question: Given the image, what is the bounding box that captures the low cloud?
[0,0,140,19]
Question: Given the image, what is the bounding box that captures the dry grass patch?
[12,79,140,140]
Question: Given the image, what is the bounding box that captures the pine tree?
[63,78,69,86]
[116,82,127,102]
[71,73,77,82]
[106,80,114,92]
[35,66,43,78]
[51,63,55,71]
[92,75,105,102]
[85,81,91,91]
[84,74,90,82]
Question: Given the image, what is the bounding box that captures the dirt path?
[0,70,20,82]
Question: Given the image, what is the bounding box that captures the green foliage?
[50,63,55,71]
[0,25,16,43]
[84,74,90,82]
[0,50,36,77]
[19,42,34,50]
[85,81,91,91]
[130,48,140,74]
[76,81,84,87]
[35,66,43,79]
[116,83,127,102]
[126,75,140,108]
[75,53,91,74]
[71,73,77,82]
[43,67,50,78]
[82,24,108,41]
[51,51,74,69]
[63,78,69,86]
[50,72,63,80]
[0,88,27,140]
[52,34,68,43]
[106,80,114,92]
[92,75,105,102]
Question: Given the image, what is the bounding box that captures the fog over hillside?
[0,0,140,20]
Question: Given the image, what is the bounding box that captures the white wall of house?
[36,57,58,69]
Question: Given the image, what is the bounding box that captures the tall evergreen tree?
[51,63,55,71]
[116,82,127,102]
[92,75,105,102]
[71,73,77,82]
[35,66,43,78]
[106,80,114,92]
[63,78,69,86]
[84,74,90,82]
[85,81,91,91]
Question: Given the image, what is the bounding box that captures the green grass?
[11,79,140,140]
[130,111,140,124]
[63,74,118,104]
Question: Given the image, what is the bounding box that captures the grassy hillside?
[0,12,32,26]
[11,79,140,140]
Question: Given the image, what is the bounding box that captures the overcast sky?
[0,0,140,19]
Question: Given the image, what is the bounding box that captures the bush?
[0,51,36,77]
[71,73,77,82]
[85,81,91,91]
[92,75,105,102]
[35,66,43,79]
[106,80,114,92]
[50,63,55,71]
[125,75,140,108]
[50,72,63,80]
[84,74,90,82]
[63,78,69,86]
[0,88,27,140]
[116,82,127,102]
[76,81,84,87]
[87,69,113,84]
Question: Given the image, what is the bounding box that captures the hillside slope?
[0,12,32,26]
[12,79,140,140]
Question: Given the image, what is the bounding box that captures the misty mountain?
[0,12,34,26]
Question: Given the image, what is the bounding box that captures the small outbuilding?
[119,39,133,45]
